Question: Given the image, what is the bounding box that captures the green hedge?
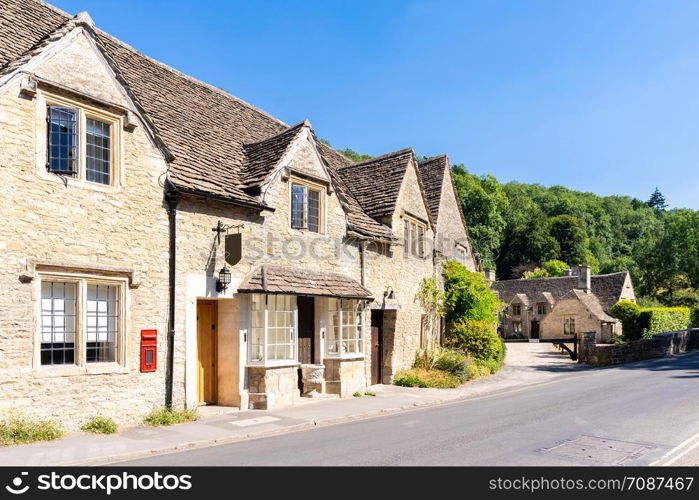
[611,302,692,340]
[692,308,699,328]
[638,307,692,339]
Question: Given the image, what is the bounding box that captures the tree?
[522,259,569,279]
[647,188,668,210]
[337,148,373,163]
[442,260,504,326]
[549,215,589,265]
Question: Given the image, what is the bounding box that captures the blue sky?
[51,0,699,208]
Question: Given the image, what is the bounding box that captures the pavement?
[117,350,699,466]
[0,342,584,466]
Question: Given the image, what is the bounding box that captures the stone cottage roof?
[561,289,616,322]
[417,154,448,221]
[491,271,630,313]
[337,149,414,220]
[238,265,373,299]
[0,0,396,241]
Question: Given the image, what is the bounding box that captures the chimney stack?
[485,269,496,283]
[576,264,591,293]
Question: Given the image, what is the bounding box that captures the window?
[404,217,427,258]
[564,317,576,336]
[85,118,111,185]
[45,101,117,186]
[512,304,521,316]
[48,107,78,174]
[290,181,323,232]
[513,321,522,333]
[537,303,547,315]
[248,294,297,364]
[86,284,119,362]
[326,299,363,357]
[39,277,123,367]
[40,281,77,365]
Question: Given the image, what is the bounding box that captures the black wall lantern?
[217,266,232,293]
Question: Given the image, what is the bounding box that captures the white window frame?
[38,91,123,191]
[35,272,128,376]
[247,294,298,367]
[289,177,325,234]
[325,299,364,359]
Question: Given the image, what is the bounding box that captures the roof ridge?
[418,153,448,164]
[243,120,308,148]
[338,147,414,170]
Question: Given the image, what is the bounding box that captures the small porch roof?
[238,265,373,300]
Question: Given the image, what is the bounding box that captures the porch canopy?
[238,264,373,300]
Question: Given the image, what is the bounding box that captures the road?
[118,351,699,466]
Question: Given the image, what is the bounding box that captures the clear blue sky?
[51,0,699,208]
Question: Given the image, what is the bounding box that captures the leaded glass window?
[86,118,111,185]
[47,107,78,174]
[248,294,297,364]
[86,284,119,362]
[291,184,306,229]
[326,299,363,357]
[40,282,77,365]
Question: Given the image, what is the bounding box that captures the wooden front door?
[531,320,540,339]
[297,296,315,364]
[197,301,218,404]
[370,310,383,385]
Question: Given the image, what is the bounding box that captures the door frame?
[370,310,384,385]
[197,300,218,405]
[296,296,315,365]
[530,319,540,339]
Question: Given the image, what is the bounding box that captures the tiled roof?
[337,148,413,220]
[561,289,616,322]
[417,154,448,221]
[240,121,307,190]
[1,0,396,240]
[491,272,630,313]
[493,272,629,313]
[238,265,373,299]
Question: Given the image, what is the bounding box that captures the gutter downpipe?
[165,186,180,409]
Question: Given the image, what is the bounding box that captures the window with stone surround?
[39,275,125,368]
[326,299,363,357]
[248,294,297,365]
[44,94,121,188]
[564,317,576,336]
[511,304,522,316]
[513,321,522,334]
[290,178,324,233]
[403,216,427,258]
[537,303,548,315]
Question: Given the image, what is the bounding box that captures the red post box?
[140,329,157,372]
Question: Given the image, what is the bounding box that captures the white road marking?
[651,430,699,466]
[230,416,280,427]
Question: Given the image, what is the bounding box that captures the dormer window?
[44,96,120,188]
[512,304,522,316]
[290,179,324,233]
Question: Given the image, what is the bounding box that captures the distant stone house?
[491,266,636,343]
[0,0,476,423]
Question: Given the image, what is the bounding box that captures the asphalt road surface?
[118,351,699,466]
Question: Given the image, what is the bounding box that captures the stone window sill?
[245,362,301,369]
[33,362,129,378]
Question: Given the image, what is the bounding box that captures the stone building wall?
[0,46,171,428]
[540,297,607,342]
[582,329,699,366]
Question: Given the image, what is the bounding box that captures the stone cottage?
[0,0,476,422]
[491,265,636,343]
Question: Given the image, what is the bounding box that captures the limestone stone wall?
[247,365,300,409]
[324,358,366,397]
[0,71,171,427]
[582,329,698,366]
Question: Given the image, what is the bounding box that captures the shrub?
[465,361,491,380]
[610,301,642,340]
[692,308,699,328]
[414,348,467,381]
[353,392,362,397]
[143,407,198,427]
[442,261,504,326]
[364,392,376,397]
[393,368,462,389]
[638,307,691,339]
[0,415,64,446]
[81,416,118,434]
[447,320,505,363]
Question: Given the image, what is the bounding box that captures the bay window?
[326,299,364,357]
[248,294,297,365]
